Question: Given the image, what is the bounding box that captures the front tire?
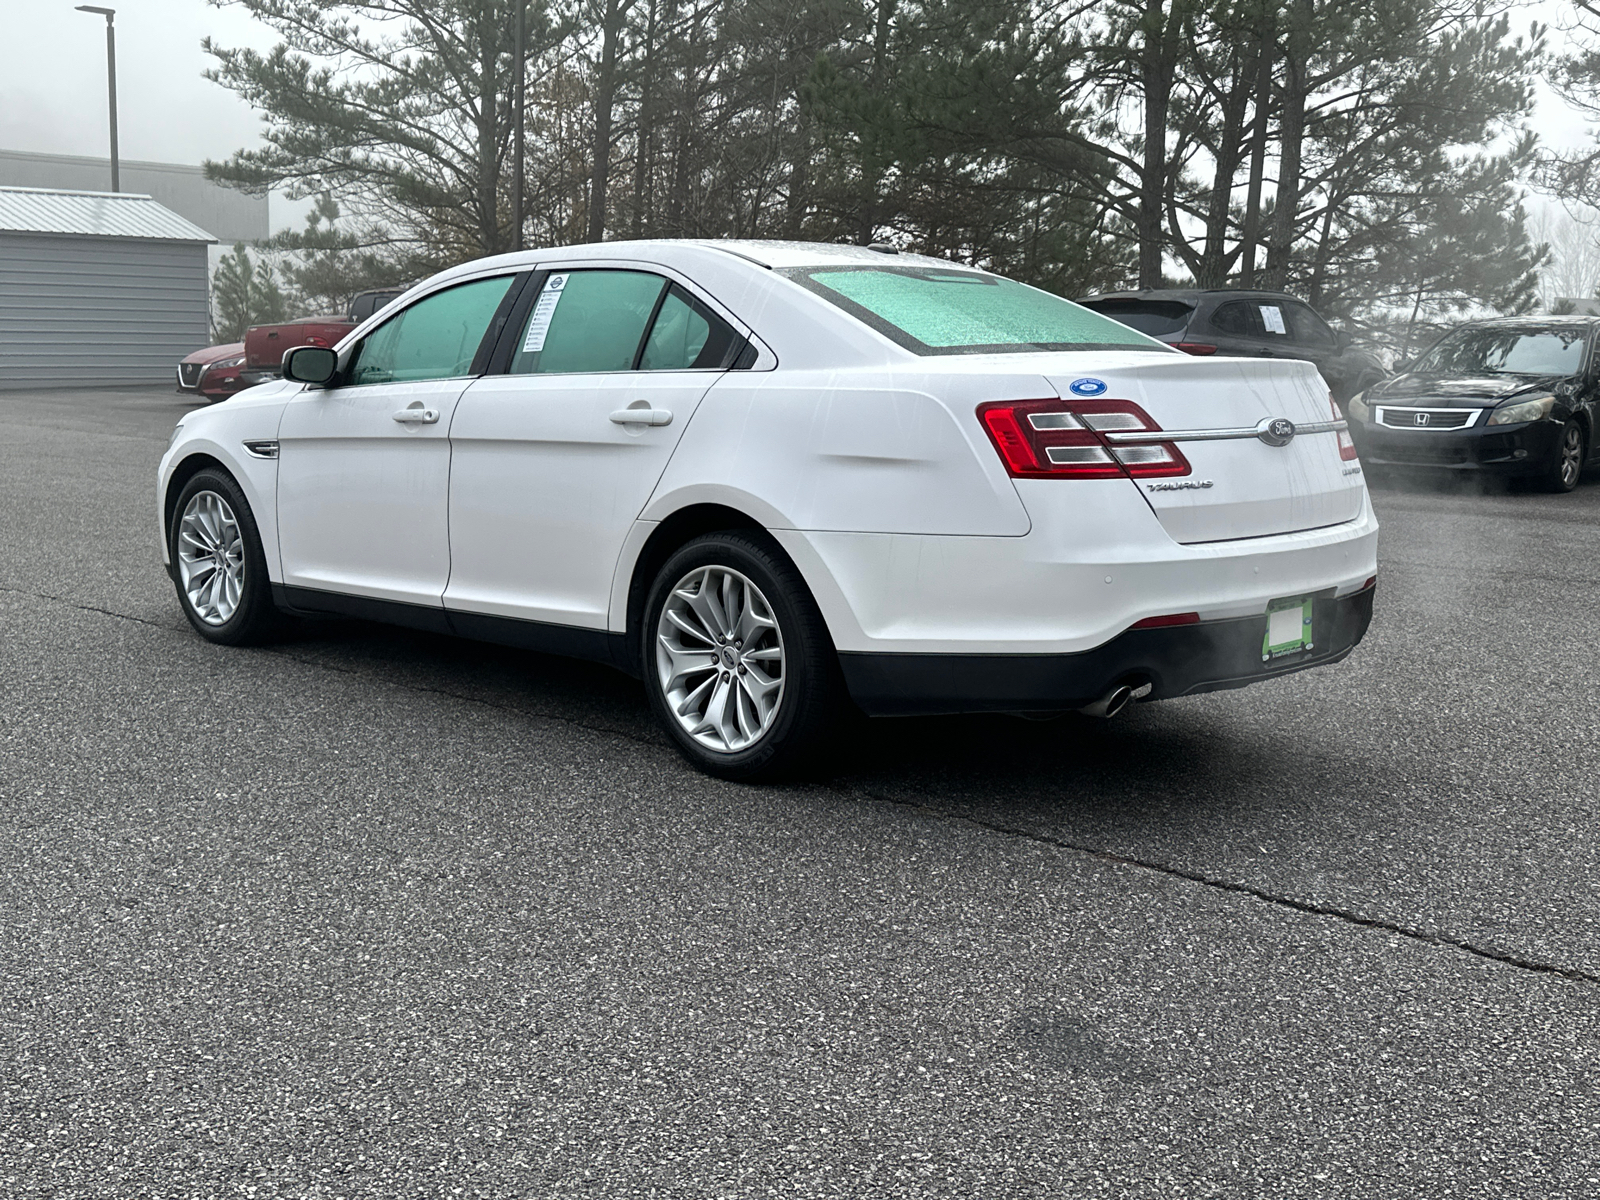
[168,468,281,645]
[1544,419,1586,493]
[642,532,839,781]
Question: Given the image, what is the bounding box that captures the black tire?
[1544,419,1586,494]
[641,531,840,781]
[168,468,282,645]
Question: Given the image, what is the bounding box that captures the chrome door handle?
[609,406,673,427]
[393,405,439,424]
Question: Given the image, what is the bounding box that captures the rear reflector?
[977,398,1191,480]
[1131,612,1201,629]
[1176,343,1217,356]
[1362,575,1377,591]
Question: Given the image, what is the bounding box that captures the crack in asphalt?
[861,792,1600,988]
[8,579,1598,990]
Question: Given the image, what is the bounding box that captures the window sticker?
[520,273,569,353]
[1259,304,1287,335]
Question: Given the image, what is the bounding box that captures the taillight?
[306,336,329,347]
[1176,343,1217,356]
[977,399,1191,480]
[1332,393,1358,461]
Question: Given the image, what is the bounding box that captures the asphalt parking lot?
[4,386,1600,1198]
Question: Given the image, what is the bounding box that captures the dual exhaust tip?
[1077,679,1152,720]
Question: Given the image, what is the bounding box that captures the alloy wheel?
[655,565,786,752]
[1560,423,1584,489]
[176,490,246,625]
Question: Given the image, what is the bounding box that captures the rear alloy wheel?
[169,468,282,645]
[643,532,838,780]
[1545,418,1586,493]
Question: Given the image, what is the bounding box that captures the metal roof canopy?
[0,185,215,243]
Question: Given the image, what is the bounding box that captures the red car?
[239,287,408,386]
[175,342,247,403]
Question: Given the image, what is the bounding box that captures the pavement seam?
[860,791,1600,988]
[12,579,1598,989]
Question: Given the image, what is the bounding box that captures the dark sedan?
[1076,288,1388,401]
[1347,317,1599,493]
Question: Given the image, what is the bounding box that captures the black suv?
[1076,288,1388,402]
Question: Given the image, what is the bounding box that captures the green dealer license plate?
[1262,596,1313,661]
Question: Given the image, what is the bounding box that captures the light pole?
[75,5,119,192]
[511,0,526,252]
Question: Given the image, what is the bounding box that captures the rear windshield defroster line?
[782,265,1175,357]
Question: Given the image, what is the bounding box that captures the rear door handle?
[393,405,439,424]
[609,406,673,427]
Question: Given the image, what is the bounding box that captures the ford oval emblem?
[1069,378,1108,397]
[1256,417,1297,447]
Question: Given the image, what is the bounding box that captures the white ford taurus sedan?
[159,240,1377,778]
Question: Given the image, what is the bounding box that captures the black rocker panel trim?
[271,585,632,672]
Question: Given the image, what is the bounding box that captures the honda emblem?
[1414,412,1430,426]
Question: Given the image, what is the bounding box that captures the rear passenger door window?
[507,269,745,375]
[510,270,665,375]
[639,285,743,369]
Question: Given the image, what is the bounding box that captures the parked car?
[239,287,408,386]
[1077,288,1388,401]
[1346,316,1600,492]
[158,241,1376,779]
[175,341,247,403]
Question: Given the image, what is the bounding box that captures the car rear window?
[783,266,1172,356]
[1077,299,1194,337]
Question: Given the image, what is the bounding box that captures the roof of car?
[1077,288,1308,305]
[1452,314,1600,328]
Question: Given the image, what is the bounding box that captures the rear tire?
[168,468,282,645]
[642,532,839,781]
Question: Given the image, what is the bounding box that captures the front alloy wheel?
[176,490,246,625]
[168,468,281,645]
[1548,419,1586,493]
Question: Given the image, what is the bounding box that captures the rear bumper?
[839,584,1374,716]
[1353,418,1560,474]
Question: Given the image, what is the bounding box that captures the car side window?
[510,270,667,374]
[348,276,515,386]
[1283,302,1336,348]
[1208,301,1262,337]
[638,285,742,370]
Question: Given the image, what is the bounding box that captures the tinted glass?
[784,266,1169,355]
[1079,299,1194,337]
[1283,302,1335,348]
[639,286,741,369]
[1208,301,1262,337]
[348,276,513,385]
[1411,326,1588,377]
[510,270,666,374]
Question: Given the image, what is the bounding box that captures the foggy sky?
[0,0,1591,234]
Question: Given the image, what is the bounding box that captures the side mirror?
[282,345,339,386]
[1335,330,1354,352]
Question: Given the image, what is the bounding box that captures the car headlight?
[1346,392,1369,423]
[1486,395,1555,426]
[209,355,247,370]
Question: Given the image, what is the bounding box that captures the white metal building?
[0,186,215,391]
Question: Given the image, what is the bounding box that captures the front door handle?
[393,404,440,424]
[609,406,673,427]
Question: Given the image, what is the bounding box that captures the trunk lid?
[1041,355,1363,544]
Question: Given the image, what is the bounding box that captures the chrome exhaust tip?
[1077,684,1134,720]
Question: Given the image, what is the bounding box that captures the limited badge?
[1069,378,1108,397]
